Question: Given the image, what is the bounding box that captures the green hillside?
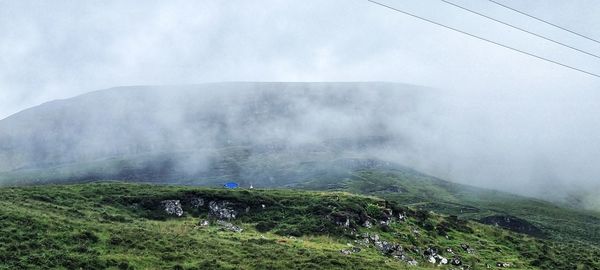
[1,182,598,269]
[296,169,600,246]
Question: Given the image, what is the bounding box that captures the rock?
[199,220,210,227]
[460,243,474,254]
[449,257,462,266]
[191,197,204,208]
[369,234,380,242]
[216,220,243,233]
[406,259,418,266]
[424,247,437,256]
[340,247,361,255]
[435,255,448,265]
[363,220,373,228]
[335,217,350,227]
[428,256,436,264]
[209,201,237,220]
[398,212,407,222]
[261,204,266,209]
[161,200,183,217]
[446,248,454,254]
[496,262,511,268]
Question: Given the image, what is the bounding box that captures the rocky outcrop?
[209,201,237,220]
[191,197,205,208]
[161,200,183,217]
[357,233,415,265]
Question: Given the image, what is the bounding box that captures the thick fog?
[1,1,600,206]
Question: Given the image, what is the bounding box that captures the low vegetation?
[1,182,598,269]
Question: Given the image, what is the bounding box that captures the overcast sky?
[2,0,600,200]
[2,0,600,119]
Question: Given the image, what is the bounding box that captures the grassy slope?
[296,169,600,246]
[1,182,599,270]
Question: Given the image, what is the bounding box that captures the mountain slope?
[294,167,600,246]
[1,182,598,269]
[0,82,427,174]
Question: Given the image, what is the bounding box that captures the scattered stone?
[424,247,437,256]
[496,262,511,268]
[161,200,183,217]
[199,220,210,227]
[335,217,350,227]
[460,243,474,254]
[428,256,436,264]
[369,234,380,242]
[363,220,373,228]
[245,206,250,213]
[340,247,361,255]
[191,197,204,208]
[209,201,237,220]
[449,257,462,266]
[435,255,448,265]
[406,259,418,266]
[216,220,243,233]
[380,219,391,226]
[398,212,407,222]
[261,204,266,209]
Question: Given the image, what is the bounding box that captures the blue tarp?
[224,182,239,189]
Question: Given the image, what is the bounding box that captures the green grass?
[1,182,599,269]
[297,169,600,246]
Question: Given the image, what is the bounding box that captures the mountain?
[1,82,599,247]
[0,82,426,177]
[1,182,598,269]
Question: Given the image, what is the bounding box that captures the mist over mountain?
[0,82,431,184]
[1,82,599,209]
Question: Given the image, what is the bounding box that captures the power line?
[441,0,600,60]
[366,0,600,78]
[488,0,600,45]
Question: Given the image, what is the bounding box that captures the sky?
[1,0,600,201]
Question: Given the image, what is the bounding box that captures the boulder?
[435,255,448,265]
[161,200,183,217]
[428,256,436,264]
[449,257,462,266]
[191,197,204,208]
[209,201,237,220]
